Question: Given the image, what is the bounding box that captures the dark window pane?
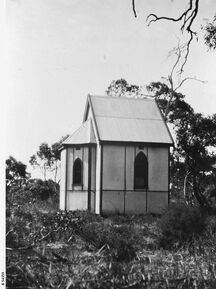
[73,158,82,185]
[134,152,148,189]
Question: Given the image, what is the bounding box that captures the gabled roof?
[63,119,96,145]
[84,95,174,145]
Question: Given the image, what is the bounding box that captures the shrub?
[204,186,216,210]
[158,203,206,248]
[81,222,136,261]
[28,179,59,201]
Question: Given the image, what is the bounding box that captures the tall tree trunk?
[183,172,190,204]
[54,161,58,183]
[44,163,46,181]
[192,174,210,209]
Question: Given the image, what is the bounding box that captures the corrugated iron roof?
[63,119,96,145]
[88,95,174,144]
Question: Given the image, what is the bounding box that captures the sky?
[5,0,216,177]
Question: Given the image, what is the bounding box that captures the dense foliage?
[27,179,59,201]
[6,156,30,190]
[107,79,216,210]
[203,15,216,50]
[147,81,216,209]
[158,203,206,249]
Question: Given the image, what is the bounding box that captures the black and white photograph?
[4,0,216,288]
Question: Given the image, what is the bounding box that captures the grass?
[6,199,216,289]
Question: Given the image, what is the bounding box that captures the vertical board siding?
[62,142,169,214]
[91,146,96,191]
[83,146,89,190]
[102,145,124,190]
[148,147,168,191]
[125,191,147,214]
[100,144,103,214]
[67,148,73,190]
[147,191,168,213]
[125,146,134,190]
[67,191,88,211]
[95,144,101,214]
[90,191,95,212]
[88,146,92,210]
[65,146,89,211]
[102,191,124,214]
[60,149,66,210]
[73,147,82,166]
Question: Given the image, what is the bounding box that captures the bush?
[81,222,136,261]
[158,203,206,248]
[28,179,59,201]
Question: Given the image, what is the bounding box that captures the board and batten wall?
[59,146,97,211]
[101,144,169,214]
[60,144,169,214]
[60,149,67,210]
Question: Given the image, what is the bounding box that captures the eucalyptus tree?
[107,79,216,209]
[29,135,69,182]
[6,156,30,190]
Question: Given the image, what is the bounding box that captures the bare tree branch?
[145,0,200,73]
[146,0,198,33]
[180,32,194,73]
[174,77,206,92]
[170,44,182,80]
[146,0,193,27]
[163,45,205,119]
[132,0,137,18]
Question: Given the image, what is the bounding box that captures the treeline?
[107,79,216,211]
[6,79,216,210]
[6,135,68,210]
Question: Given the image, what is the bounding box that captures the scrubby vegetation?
[158,203,206,248]
[5,141,216,289]
[6,185,216,288]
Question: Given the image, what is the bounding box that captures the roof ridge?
[89,94,155,102]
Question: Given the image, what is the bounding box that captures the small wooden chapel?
[59,95,174,215]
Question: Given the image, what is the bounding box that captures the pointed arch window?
[134,152,148,189]
[73,158,82,185]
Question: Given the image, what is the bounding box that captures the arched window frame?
[73,158,83,186]
[134,152,148,190]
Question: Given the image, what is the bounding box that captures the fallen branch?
[6,227,61,251]
[52,252,69,263]
[96,243,108,255]
[6,228,14,237]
